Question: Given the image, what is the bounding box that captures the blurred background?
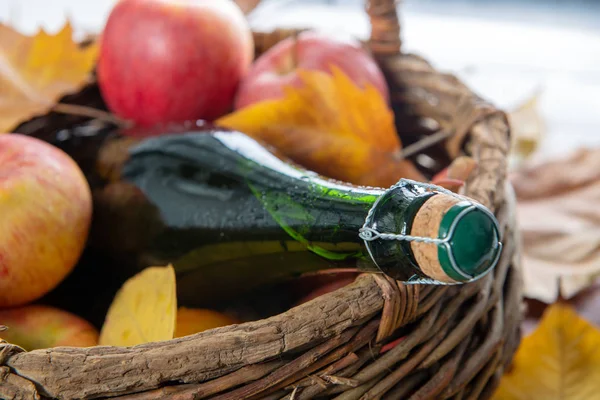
[1,0,599,161]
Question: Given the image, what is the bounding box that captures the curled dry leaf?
[431,156,477,192]
[512,147,600,303]
[492,303,600,400]
[0,22,98,133]
[507,90,544,168]
[216,66,425,187]
[99,265,177,346]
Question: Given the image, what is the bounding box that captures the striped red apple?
[0,134,92,307]
[0,305,98,350]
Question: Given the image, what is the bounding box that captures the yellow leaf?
[508,90,544,168]
[492,303,600,400]
[99,265,177,346]
[216,66,424,187]
[0,22,98,133]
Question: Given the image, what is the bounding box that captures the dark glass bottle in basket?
[70,125,503,304]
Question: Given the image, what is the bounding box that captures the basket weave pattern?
[0,1,522,399]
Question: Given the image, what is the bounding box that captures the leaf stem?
[51,103,131,127]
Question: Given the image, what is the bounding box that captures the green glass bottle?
[87,127,502,305]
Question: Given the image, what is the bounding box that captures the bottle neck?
[359,181,438,281]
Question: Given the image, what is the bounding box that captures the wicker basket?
[0,1,523,399]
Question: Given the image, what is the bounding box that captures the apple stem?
[394,130,453,160]
[52,103,132,128]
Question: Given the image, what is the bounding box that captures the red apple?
[97,0,254,126]
[0,134,92,307]
[0,305,98,350]
[234,31,389,109]
[294,272,359,306]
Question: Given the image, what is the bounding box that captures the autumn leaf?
[0,21,98,133]
[99,265,177,346]
[492,303,600,400]
[216,66,425,187]
[430,156,477,192]
[507,90,544,168]
[174,307,239,338]
[511,147,600,303]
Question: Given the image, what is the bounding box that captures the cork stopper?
[410,195,462,283]
[410,193,501,283]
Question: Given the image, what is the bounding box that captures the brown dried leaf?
[216,67,425,187]
[0,22,98,133]
[512,148,600,303]
[430,156,478,192]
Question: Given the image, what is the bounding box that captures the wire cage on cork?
[0,0,523,399]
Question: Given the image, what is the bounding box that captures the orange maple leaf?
[0,22,98,133]
[216,66,424,188]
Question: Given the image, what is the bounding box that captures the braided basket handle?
[366,0,402,56]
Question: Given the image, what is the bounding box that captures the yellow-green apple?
[234,31,389,109]
[0,305,99,350]
[97,0,254,126]
[174,307,239,337]
[0,134,92,307]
